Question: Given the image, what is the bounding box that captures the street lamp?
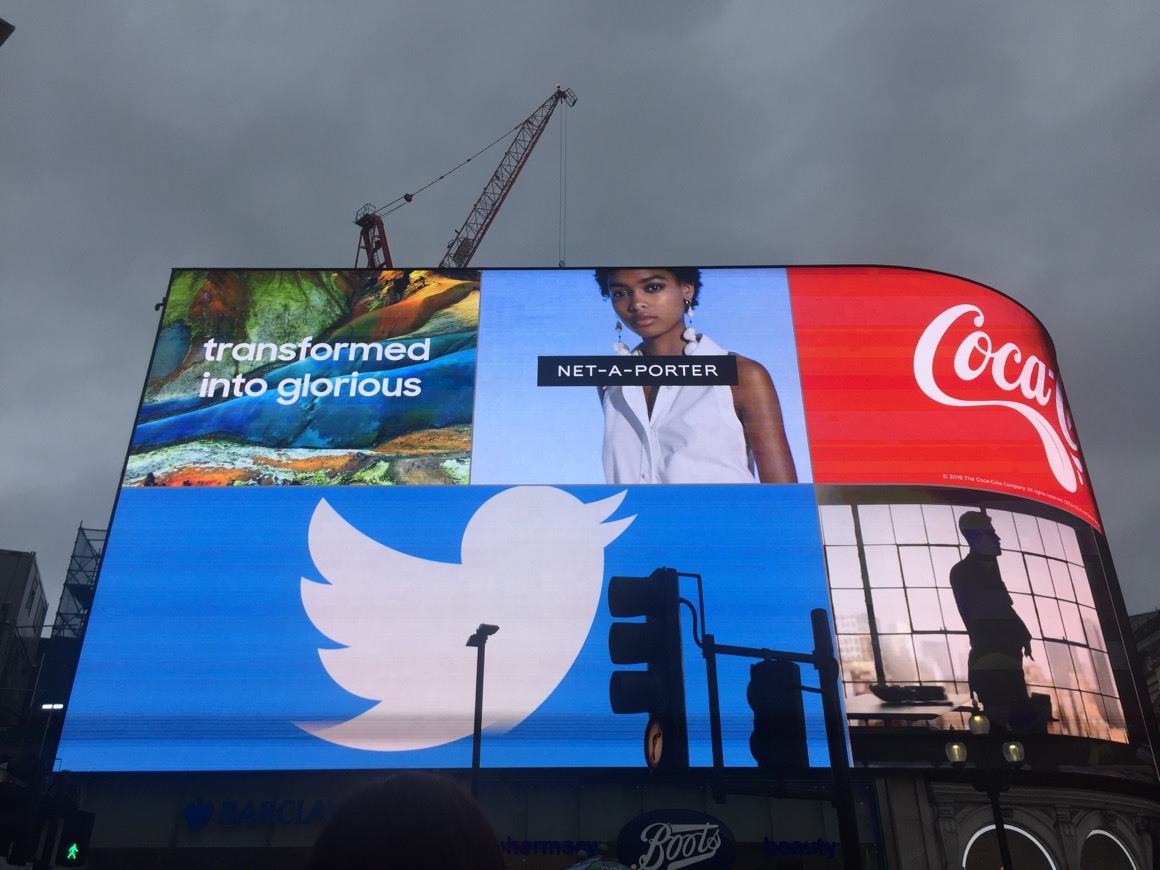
[38,702,65,758]
[945,708,1025,869]
[466,624,499,774]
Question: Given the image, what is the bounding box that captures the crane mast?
[354,205,393,269]
[354,86,577,270]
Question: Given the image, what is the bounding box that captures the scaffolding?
[51,526,105,640]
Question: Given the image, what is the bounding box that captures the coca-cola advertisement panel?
[788,266,1099,530]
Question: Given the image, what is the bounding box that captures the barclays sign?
[183,797,334,831]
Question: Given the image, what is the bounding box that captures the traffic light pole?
[811,609,863,870]
[606,570,861,867]
[700,610,862,870]
[704,632,725,800]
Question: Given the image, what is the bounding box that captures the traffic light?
[55,810,94,866]
[747,658,808,770]
[607,567,688,770]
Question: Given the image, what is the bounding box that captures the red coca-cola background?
[788,266,1101,530]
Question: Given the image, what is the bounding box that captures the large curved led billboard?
[58,266,1138,773]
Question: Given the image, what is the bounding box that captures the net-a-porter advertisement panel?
[58,267,1134,774]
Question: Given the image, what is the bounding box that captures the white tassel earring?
[613,321,631,355]
[682,300,698,348]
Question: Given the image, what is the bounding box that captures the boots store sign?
[616,810,735,870]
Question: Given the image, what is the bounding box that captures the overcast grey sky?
[2,2,1158,619]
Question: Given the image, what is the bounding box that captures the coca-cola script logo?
[913,303,1083,493]
[617,809,735,870]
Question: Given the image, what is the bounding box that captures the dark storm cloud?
[1,1,1158,621]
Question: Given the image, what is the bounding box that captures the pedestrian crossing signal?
[55,811,94,865]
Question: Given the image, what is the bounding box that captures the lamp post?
[466,623,499,774]
[945,709,1025,869]
[38,702,64,759]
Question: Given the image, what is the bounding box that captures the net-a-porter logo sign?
[913,303,1083,493]
[536,355,738,387]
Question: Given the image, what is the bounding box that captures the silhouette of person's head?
[308,772,505,870]
[959,510,1002,556]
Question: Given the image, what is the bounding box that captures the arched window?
[1080,830,1136,870]
[963,824,1057,869]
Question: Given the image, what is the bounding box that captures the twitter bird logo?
[298,486,634,752]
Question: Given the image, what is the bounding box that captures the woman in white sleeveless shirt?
[595,268,797,484]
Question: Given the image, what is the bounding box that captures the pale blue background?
[59,484,831,771]
[470,268,813,484]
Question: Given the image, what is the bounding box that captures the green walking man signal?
[55,810,95,865]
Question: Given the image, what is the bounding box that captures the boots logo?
[617,810,735,870]
[913,303,1083,493]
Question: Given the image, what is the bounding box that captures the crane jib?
[353,87,576,270]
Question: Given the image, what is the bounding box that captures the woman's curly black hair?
[594,268,702,309]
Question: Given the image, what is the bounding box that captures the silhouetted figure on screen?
[950,511,1033,729]
[308,771,505,870]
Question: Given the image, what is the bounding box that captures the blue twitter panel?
[58,484,830,771]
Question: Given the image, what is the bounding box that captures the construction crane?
[355,85,578,269]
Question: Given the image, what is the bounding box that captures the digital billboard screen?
[58,266,1133,773]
